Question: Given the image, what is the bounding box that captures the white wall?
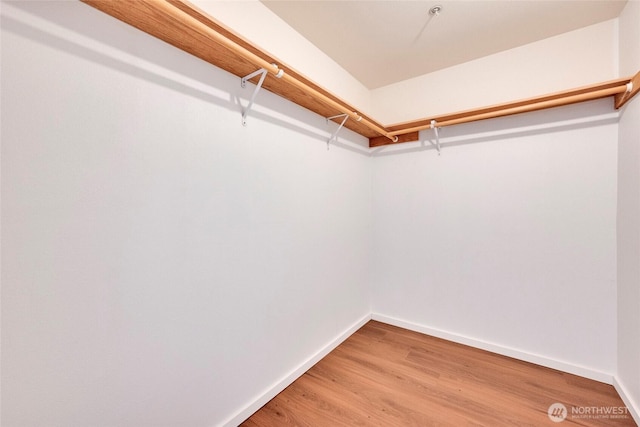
[371,19,619,124]
[2,1,638,426]
[0,2,371,426]
[371,99,619,381]
[616,0,640,420]
[191,0,372,116]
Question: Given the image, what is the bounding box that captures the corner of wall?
[616,0,640,423]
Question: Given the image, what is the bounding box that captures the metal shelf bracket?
[326,113,350,150]
[241,68,268,126]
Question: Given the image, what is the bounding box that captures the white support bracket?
[430,120,441,156]
[241,67,268,126]
[326,113,350,150]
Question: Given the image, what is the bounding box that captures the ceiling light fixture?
[429,5,443,16]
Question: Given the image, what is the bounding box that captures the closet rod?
[388,84,630,137]
[151,0,397,142]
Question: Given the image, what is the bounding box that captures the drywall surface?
[191,0,372,116]
[371,99,619,379]
[617,92,640,421]
[616,0,640,420]
[1,2,372,426]
[370,19,619,124]
[619,0,640,76]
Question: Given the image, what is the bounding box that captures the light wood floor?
[242,321,636,426]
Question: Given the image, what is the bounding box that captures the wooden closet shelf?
[370,75,639,147]
[82,0,640,149]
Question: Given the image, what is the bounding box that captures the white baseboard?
[220,313,372,427]
[372,313,613,385]
[613,376,640,425]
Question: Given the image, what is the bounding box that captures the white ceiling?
[261,0,628,89]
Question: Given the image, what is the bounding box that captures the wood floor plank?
[241,321,636,426]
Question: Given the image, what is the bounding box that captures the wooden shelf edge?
[615,71,640,109]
